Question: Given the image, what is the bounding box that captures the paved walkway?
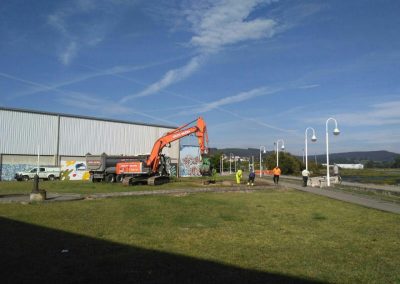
[280,175,400,194]
[0,193,83,203]
[274,178,400,214]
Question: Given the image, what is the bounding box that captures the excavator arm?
[147,117,208,173]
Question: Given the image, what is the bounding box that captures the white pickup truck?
[15,167,61,181]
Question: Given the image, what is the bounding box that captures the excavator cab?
[199,155,212,176]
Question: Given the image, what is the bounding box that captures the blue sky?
[1,0,400,155]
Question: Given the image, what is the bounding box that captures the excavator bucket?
[196,117,208,154]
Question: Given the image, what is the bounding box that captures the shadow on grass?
[1,217,324,283]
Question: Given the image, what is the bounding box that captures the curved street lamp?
[229,153,234,174]
[305,127,317,171]
[325,118,340,186]
[275,139,285,167]
[220,154,225,175]
[259,146,266,177]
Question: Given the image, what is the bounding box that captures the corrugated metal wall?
[59,116,179,157]
[0,109,179,160]
[0,109,58,155]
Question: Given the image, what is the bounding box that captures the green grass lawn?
[335,168,400,185]
[1,189,399,283]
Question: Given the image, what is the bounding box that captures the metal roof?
[0,106,177,129]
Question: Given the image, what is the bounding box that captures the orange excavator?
[116,117,209,186]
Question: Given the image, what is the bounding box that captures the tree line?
[207,152,400,175]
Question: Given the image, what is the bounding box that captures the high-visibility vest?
[273,168,281,175]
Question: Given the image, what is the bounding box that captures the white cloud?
[176,87,280,116]
[47,12,68,35]
[60,41,77,65]
[58,93,131,115]
[58,93,176,125]
[12,54,193,98]
[187,0,277,52]
[120,55,204,102]
[289,99,400,153]
[48,8,83,65]
[166,86,294,132]
[298,84,320,89]
[124,0,279,101]
[335,100,400,126]
[315,129,400,154]
[47,0,135,65]
[0,71,175,125]
[0,72,55,90]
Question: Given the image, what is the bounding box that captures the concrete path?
[280,175,400,194]
[275,178,400,214]
[0,193,84,204]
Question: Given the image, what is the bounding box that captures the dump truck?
[86,154,150,182]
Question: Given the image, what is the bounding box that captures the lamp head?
[333,128,340,135]
[311,135,317,142]
[281,145,285,151]
[263,149,266,154]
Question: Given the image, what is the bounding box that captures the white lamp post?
[37,145,40,173]
[259,146,266,177]
[220,154,225,175]
[275,139,285,167]
[325,118,340,186]
[305,127,317,171]
[229,153,234,174]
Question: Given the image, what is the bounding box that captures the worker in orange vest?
[272,166,281,185]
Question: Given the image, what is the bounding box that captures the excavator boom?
[147,117,208,173]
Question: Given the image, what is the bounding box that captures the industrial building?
[0,107,182,181]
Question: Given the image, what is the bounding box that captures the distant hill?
[314,150,399,163]
[209,148,399,163]
[209,148,266,157]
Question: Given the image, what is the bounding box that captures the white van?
[15,167,61,181]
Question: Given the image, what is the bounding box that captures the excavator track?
[147,176,170,186]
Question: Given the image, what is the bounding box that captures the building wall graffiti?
[1,164,35,181]
[60,160,90,181]
[0,161,176,181]
[179,146,201,177]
